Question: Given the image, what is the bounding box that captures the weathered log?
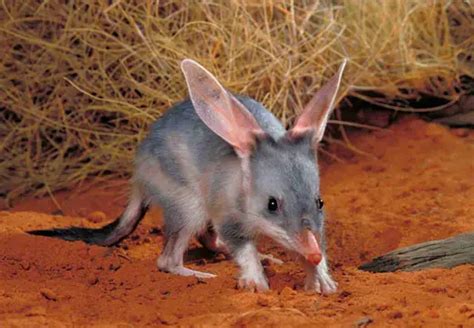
[359,232,474,272]
[434,111,474,127]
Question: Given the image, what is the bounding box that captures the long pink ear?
[181,59,264,157]
[290,59,347,144]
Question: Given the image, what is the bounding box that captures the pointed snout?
[296,229,322,265]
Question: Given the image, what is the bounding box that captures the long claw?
[160,265,217,279]
[318,276,338,294]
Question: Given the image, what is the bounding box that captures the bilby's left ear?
[289,59,347,144]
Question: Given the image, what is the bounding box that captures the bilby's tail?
[28,192,149,246]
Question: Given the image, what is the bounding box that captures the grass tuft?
[0,0,472,202]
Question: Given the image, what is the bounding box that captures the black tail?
[28,203,149,246]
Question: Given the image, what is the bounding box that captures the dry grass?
[0,0,472,203]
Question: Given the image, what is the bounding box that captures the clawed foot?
[302,256,338,295]
[165,266,217,279]
[170,266,217,279]
[304,275,338,294]
[157,258,216,279]
[319,275,338,294]
[237,274,269,292]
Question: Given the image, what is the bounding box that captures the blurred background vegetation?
[1,0,472,204]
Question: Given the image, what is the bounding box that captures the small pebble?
[339,290,352,298]
[87,275,99,286]
[459,304,471,314]
[87,211,106,223]
[20,261,31,271]
[280,286,296,298]
[257,295,271,307]
[158,313,177,325]
[40,288,58,301]
[355,316,373,327]
[388,311,403,319]
[109,263,121,271]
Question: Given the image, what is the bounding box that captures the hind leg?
[134,155,216,278]
[157,206,216,279]
[197,224,230,255]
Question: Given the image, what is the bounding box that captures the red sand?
[1,117,473,327]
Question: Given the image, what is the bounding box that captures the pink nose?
[306,253,322,265]
[299,230,322,265]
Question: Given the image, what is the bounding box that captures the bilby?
[29,58,347,293]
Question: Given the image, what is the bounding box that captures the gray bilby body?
[29,59,347,294]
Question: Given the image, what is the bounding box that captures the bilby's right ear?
[181,59,265,158]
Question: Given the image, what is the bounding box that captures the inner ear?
[290,59,347,145]
[181,59,265,157]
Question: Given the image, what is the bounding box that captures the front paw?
[305,275,338,294]
[237,273,269,292]
[318,275,338,294]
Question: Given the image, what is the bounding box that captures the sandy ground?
[1,117,473,327]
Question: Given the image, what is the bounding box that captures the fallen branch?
[359,232,474,272]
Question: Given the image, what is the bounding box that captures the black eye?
[316,197,324,210]
[267,197,279,212]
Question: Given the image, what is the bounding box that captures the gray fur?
[130,93,335,290]
[29,59,345,294]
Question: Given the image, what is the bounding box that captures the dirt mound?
[1,118,473,327]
